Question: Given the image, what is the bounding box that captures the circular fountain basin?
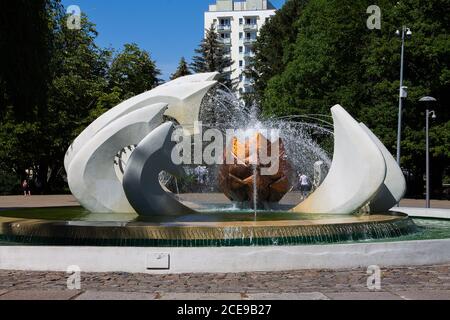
[0,208,417,247]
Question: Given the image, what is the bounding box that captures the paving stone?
[158,293,242,300]
[324,292,403,300]
[0,290,8,296]
[0,290,81,300]
[0,265,448,294]
[394,290,450,300]
[75,291,157,300]
[244,293,329,300]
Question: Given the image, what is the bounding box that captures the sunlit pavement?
[1,194,449,209]
[0,266,449,300]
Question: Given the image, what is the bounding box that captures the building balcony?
[217,24,232,32]
[219,38,231,45]
[243,24,258,31]
[244,51,255,58]
[243,79,254,86]
[243,38,257,45]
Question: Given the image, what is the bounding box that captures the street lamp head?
[406,28,412,38]
[419,96,437,103]
[395,29,401,37]
[430,111,437,120]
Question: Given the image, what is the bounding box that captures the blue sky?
[61,0,286,80]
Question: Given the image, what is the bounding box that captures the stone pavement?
[1,194,449,209]
[0,195,78,209]
[0,265,449,300]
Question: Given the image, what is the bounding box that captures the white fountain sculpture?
[65,72,218,213]
[290,105,403,214]
[64,72,406,216]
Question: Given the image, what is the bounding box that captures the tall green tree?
[109,43,161,100]
[0,3,113,193]
[170,57,192,80]
[191,27,233,87]
[0,0,54,119]
[246,0,307,100]
[0,0,60,190]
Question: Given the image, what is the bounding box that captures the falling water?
[253,165,258,219]
[174,178,180,199]
[195,84,334,197]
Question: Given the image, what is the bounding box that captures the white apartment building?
[204,0,276,96]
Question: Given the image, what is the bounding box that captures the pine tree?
[170,57,191,80]
[191,26,233,88]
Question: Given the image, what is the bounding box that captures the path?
[0,265,449,300]
[1,194,449,209]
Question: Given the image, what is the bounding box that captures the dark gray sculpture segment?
[122,122,195,216]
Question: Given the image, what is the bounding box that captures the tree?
[0,0,54,119]
[0,0,60,191]
[191,27,233,87]
[0,3,113,193]
[170,57,192,80]
[246,0,307,101]
[109,43,161,100]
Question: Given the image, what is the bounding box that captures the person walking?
[22,180,31,196]
[298,173,310,200]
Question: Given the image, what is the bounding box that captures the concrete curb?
[394,207,450,219]
[1,239,450,274]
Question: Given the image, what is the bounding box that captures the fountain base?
[0,211,417,247]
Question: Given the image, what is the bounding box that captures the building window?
[239,32,243,39]
[239,18,243,25]
[239,60,243,67]
[245,18,257,25]
[220,18,230,26]
[239,46,243,53]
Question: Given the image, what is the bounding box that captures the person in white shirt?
[299,173,310,199]
[194,166,208,185]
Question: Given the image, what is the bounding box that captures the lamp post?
[395,27,412,166]
[419,96,437,209]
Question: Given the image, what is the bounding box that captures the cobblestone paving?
[0,265,449,294]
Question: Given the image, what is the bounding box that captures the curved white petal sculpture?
[65,72,219,173]
[291,105,387,214]
[68,103,168,213]
[65,72,219,214]
[360,123,407,212]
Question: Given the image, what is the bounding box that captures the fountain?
[218,132,294,210]
[2,72,449,273]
